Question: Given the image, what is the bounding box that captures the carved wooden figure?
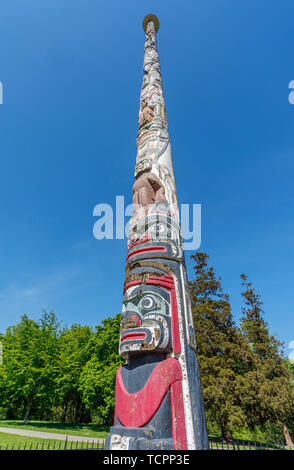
[105,14,208,450]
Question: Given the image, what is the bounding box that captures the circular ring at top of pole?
[143,14,159,33]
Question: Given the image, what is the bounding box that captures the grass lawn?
[0,420,109,439]
[0,432,104,450]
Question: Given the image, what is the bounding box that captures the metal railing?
[208,437,291,450]
[0,436,105,451]
[0,436,292,451]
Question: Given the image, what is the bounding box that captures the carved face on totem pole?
[119,227,184,357]
[119,284,172,355]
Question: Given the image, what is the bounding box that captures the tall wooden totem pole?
[105,15,208,450]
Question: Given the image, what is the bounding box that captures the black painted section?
[121,353,165,393]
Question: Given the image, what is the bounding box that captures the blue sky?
[0,0,293,358]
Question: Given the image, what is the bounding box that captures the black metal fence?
[0,436,105,451]
[208,438,292,450]
[0,437,293,451]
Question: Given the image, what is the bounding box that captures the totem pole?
[105,14,208,450]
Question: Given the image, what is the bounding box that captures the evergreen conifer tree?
[240,274,294,447]
[189,253,252,440]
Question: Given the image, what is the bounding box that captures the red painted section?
[170,287,181,354]
[149,274,174,282]
[124,280,142,293]
[129,314,141,326]
[170,380,187,450]
[121,332,146,342]
[115,357,182,428]
[128,233,152,249]
[126,246,166,261]
[146,279,174,289]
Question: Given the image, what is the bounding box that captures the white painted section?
[178,264,197,449]
[110,434,131,450]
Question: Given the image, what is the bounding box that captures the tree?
[56,324,93,422]
[0,311,123,425]
[189,253,253,440]
[79,314,124,425]
[240,274,294,447]
[0,312,60,423]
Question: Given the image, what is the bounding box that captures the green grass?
[0,432,104,450]
[0,428,291,451]
[0,420,109,439]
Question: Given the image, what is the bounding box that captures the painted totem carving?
[105,15,208,450]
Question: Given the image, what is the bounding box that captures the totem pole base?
[106,428,174,450]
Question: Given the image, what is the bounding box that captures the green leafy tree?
[0,311,123,425]
[56,324,93,422]
[79,314,123,425]
[0,312,60,423]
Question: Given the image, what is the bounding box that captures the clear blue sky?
[0,1,293,358]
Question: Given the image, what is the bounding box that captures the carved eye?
[140,295,157,311]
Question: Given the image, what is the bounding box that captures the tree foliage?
[79,315,124,424]
[0,312,122,425]
[239,274,294,446]
[189,253,253,439]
